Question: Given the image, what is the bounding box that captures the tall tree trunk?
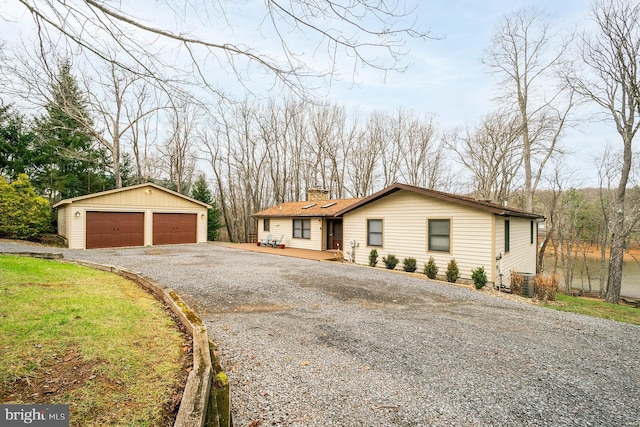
[606,131,633,303]
[606,209,625,303]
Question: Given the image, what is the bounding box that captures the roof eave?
[52,182,211,209]
[334,183,545,219]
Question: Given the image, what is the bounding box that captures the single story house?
[336,183,545,286]
[53,182,210,249]
[252,189,361,251]
[255,184,544,286]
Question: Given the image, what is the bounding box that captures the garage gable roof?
[52,182,212,209]
[334,183,545,219]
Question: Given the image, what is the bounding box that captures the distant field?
[0,255,189,427]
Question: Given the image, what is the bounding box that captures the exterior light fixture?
[75,211,81,218]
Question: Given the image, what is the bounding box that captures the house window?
[293,219,311,239]
[530,221,534,244]
[428,219,450,252]
[367,219,383,247]
[264,218,270,232]
[505,220,511,252]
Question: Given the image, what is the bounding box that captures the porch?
[221,242,343,261]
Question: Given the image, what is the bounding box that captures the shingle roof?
[52,182,211,209]
[334,183,545,219]
[253,198,361,218]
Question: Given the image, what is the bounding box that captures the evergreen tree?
[32,60,111,201]
[190,174,224,241]
[0,105,35,180]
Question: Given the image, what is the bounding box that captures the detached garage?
[54,183,210,249]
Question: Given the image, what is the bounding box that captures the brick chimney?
[307,187,329,201]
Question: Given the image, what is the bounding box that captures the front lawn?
[543,293,640,325]
[0,255,189,426]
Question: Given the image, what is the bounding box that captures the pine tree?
[190,174,224,241]
[0,105,35,180]
[32,60,111,201]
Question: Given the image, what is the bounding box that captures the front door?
[329,220,343,250]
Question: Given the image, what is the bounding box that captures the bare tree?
[372,111,402,187]
[201,100,270,242]
[556,188,590,293]
[84,63,166,187]
[129,92,162,184]
[594,147,618,296]
[448,110,523,202]
[14,1,432,98]
[160,100,199,194]
[536,166,565,274]
[346,118,379,198]
[569,0,640,303]
[397,113,442,189]
[307,104,352,198]
[258,99,303,204]
[484,8,574,211]
[2,45,166,188]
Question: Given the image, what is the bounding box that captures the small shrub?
[382,254,399,270]
[0,174,52,240]
[471,266,488,289]
[511,271,524,295]
[423,257,438,279]
[368,249,378,267]
[533,274,559,302]
[446,258,459,283]
[403,257,417,273]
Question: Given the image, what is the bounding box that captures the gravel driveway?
[2,241,639,426]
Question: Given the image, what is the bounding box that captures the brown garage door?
[86,212,144,249]
[153,213,197,245]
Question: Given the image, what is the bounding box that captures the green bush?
[424,256,438,279]
[403,257,417,272]
[446,258,459,283]
[382,254,399,270]
[368,249,378,267]
[471,266,488,289]
[0,174,51,240]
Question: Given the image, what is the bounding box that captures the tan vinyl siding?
[56,184,208,249]
[499,218,537,285]
[57,206,69,239]
[258,217,291,247]
[343,190,495,282]
[70,209,86,250]
[77,187,200,209]
[257,217,323,250]
[197,211,207,243]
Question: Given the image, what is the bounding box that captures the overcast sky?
[1,0,618,187]
[321,0,614,188]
